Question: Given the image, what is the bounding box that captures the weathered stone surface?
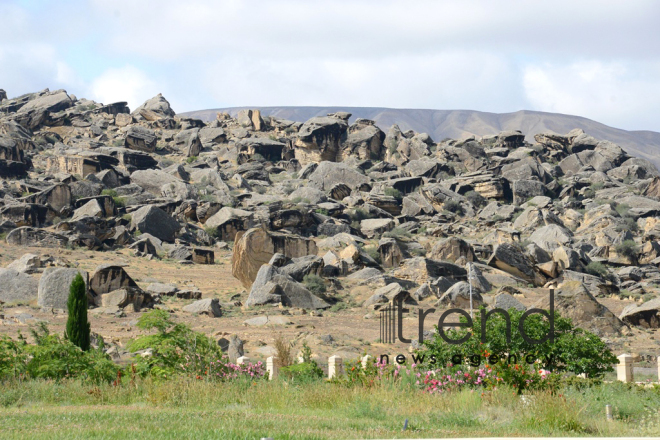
[6,227,68,247]
[0,269,39,303]
[529,224,573,253]
[360,218,394,238]
[429,237,475,263]
[89,264,139,303]
[37,268,89,310]
[246,263,329,309]
[183,298,222,317]
[535,281,625,336]
[308,161,370,191]
[101,287,147,310]
[620,297,660,329]
[494,292,526,311]
[487,243,545,286]
[6,253,41,273]
[131,205,180,243]
[125,126,157,153]
[437,281,483,308]
[232,228,318,288]
[394,257,467,284]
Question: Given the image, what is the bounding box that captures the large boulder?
[89,265,139,305]
[204,207,254,241]
[130,169,181,196]
[37,268,89,310]
[183,298,222,317]
[131,205,180,242]
[487,243,545,286]
[437,281,483,308]
[132,93,175,119]
[394,257,467,284]
[294,114,349,163]
[535,282,625,336]
[619,297,660,329]
[0,269,39,304]
[232,228,318,288]
[246,263,329,309]
[124,126,157,153]
[308,161,370,191]
[429,237,476,263]
[529,224,573,253]
[6,227,68,248]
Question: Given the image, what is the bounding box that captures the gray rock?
[228,335,244,362]
[437,281,483,308]
[487,243,545,286]
[146,283,178,296]
[529,224,573,253]
[0,268,39,303]
[6,253,41,273]
[493,293,526,311]
[246,264,329,309]
[182,298,222,317]
[130,169,181,196]
[131,205,180,242]
[37,268,89,310]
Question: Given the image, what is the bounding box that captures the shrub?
[443,200,464,215]
[112,196,126,208]
[66,273,90,351]
[383,227,412,239]
[274,334,293,368]
[349,208,372,222]
[314,208,329,216]
[101,189,118,197]
[0,324,118,383]
[585,261,608,278]
[204,226,220,239]
[465,190,486,208]
[384,187,403,200]
[186,156,197,164]
[303,274,326,295]
[280,361,324,382]
[421,307,617,378]
[128,310,225,379]
[615,240,639,261]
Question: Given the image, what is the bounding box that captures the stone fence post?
[236,356,249,365]
[617,354,633,383]
[328,355,343,379]
[267,356,279,380]
[361,354,372,369]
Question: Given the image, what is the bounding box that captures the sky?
[1,0,660,131]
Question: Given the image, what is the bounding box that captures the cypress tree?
[65,273,90,351]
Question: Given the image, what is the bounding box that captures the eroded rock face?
[37,268,89,310]
[0,269,39,303]
[487,243,545,286]
[131,205,180,243]
[294,114,350,163]
[89,265,139,305]
[246,262,329,309]
[232,228,318,288]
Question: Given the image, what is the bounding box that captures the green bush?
[465,190,486,208]
[66,273,90,351]
[421,308,617,378]
[383,227,412,239]
[127,310,225,379]
[384,187,403,200]
[280,361,324,383]
[349,208,372,222]
[443,200,464,215]
[101,189,118,197]
[204,226,220,239]
[615,240,639,261]
[302,274,326,295]
[585,261,608,278]
[0,324,118,383]
[186,156,198,164]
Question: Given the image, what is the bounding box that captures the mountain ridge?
[180,106,660,167]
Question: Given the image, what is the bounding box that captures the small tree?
[65,273,90,351]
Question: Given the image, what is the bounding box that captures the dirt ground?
[1,241,659,366]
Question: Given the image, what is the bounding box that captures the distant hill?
[180,106,660,168]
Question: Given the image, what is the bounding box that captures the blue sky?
[2,0,660,131]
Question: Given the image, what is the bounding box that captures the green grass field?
[1,378,660,439]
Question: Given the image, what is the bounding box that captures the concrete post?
[617,354,633,383]
[361,354,372,369]
[236,356,249,365]
[328,355,343,379]
[266,356,279,380]
[657,356,660,382]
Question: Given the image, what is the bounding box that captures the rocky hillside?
[182,106,660,168]
[1,87,660,358]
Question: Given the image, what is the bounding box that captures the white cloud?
[523,61,660,130]
[88,66,158,111]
